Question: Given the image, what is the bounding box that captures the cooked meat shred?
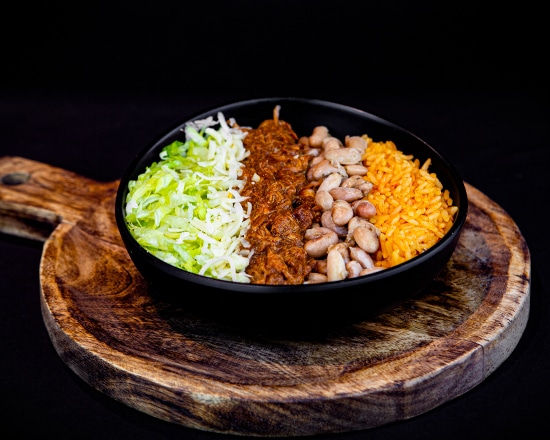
[239,107,320,284]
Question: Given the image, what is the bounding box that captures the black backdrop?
[2,1,549,439]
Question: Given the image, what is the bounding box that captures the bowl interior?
[115,97,468,304]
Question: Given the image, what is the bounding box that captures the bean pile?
[300,126,385,283]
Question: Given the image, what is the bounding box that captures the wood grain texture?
[0,156,531,437]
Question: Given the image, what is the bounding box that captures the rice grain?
[362,137,458,269]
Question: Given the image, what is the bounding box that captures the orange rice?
[362,136,458,269]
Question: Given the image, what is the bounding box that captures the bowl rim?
[115,96,468,295]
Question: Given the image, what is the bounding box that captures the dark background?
[2,1,548,439]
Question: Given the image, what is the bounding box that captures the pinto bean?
[353,225,380,253]
[309,154,325,167]
[307,272,328,283]
[360,267,385,276]
[328,242,350,263]
[351,219,380,243]
[314,258,328,275]
[304,227,339,258]
[345,164,369,176]
[324,147,363,165]
[315,190,334,211]
[346,260,363,278]
[302,127,382,283]
[331,200,354,226]
[352,199,377,219]
[329,186,363,202]
[349,246,375,269]
[326,248,348,281]
[358,181,374,196]
[308,159,329,180]
[347,216,376,235]
[309,159,347,180]
[345,135,368,153]
[323,136,343,152]
[304,226,334,240]
[309,126,329,147]
[305,148,321,157]
[321,210,348,237]
[341,175,366,188]
[318,172,342,193]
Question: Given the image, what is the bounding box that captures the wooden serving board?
[0,156,531,437]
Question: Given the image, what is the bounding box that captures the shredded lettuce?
[124,112,253,283]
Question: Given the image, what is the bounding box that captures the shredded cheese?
[124,112,252,282]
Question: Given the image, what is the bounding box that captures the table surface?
[2,2,548,439]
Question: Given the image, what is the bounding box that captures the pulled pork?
[239,107,320,284]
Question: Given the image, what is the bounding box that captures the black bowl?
[115,97,468,328]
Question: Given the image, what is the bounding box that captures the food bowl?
[115,97,468,327]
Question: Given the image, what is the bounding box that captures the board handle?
[0,156,119,241]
